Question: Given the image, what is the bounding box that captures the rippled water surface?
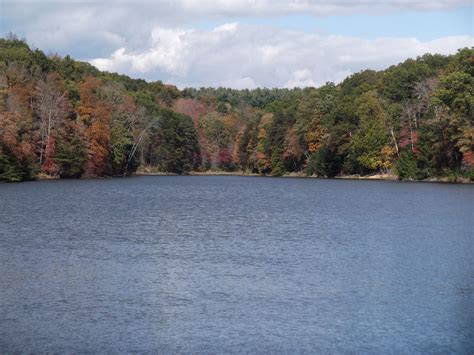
[1,176,473,353]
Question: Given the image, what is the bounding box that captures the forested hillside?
[0,36,472,182]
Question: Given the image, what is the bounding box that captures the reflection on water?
[0,176,473,352]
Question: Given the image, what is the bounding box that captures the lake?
[0,176,473,353]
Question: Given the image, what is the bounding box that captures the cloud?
[285,69,318,88]
[176,0,471,15]
[90,23,473,88]
[91,27,192,75]
[2,0,472,87]
[2,1,471,52]
[29,0,473,14]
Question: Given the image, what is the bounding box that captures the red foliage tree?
[41,133,59,175]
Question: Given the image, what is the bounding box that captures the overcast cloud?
[1,0,472,88]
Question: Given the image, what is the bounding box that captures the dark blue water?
[0,176,473,353]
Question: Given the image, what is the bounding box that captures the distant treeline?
[0,35,472,182]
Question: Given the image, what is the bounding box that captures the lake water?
[0,176,473,353]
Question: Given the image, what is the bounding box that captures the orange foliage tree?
[78,77,111,177]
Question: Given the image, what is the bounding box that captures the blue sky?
[206,6,473,40]
[1,0,472,88]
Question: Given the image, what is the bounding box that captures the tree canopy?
[1,37,472,182]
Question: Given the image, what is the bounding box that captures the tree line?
[0,36,472,182]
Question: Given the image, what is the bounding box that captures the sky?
[1,0,473,89]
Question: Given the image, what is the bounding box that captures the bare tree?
[401,77,439,153]
[414,77,439,127]
[36,73,68,163]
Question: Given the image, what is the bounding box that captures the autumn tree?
[35,72,69,174]
[78,76,111,177]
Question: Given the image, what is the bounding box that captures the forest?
[0,36,472,182]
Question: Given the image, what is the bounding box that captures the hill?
[0,36,472,182]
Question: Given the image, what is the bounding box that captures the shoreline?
[7,169,471,184]
[132,170,473,184]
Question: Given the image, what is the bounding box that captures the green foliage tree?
[396,151,419,180]
[109,119,136,175]
[54,134,87,178]
[0,145,36,182]
[307,147,342,177]
[432,71,473,119]
[349,91,389,172]
[270,148,286,176]
[154,110,200,174]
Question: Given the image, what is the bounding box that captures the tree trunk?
[390,128,399,157]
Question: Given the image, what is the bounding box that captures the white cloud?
[214,23,239,33]
[3,0,471,52]
[90,24,473,88]
[285,69,318,88]
[222,77,258,89]
[2,0,472,88]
